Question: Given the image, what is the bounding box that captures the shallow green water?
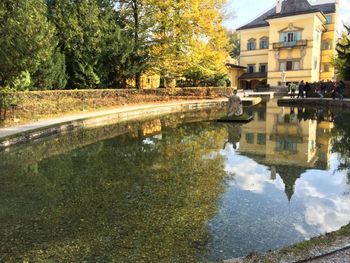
[1,102,350,262]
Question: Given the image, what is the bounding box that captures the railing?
[273,40,307,49]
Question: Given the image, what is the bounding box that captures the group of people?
[318,80,346,100]
[288,80,346,100]
[288,81,311,98]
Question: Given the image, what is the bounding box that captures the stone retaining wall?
[0,99,227,150]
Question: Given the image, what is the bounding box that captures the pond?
[1,100,350,262]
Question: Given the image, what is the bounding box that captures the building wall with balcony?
[266,13,325,86]
[237,5,337,87]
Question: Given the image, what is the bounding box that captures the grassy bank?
[0,87,229,127]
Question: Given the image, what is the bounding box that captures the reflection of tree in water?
[331,113,350,180]
[0,122,228,262]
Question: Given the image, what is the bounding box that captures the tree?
[227,30,240,59]
[148,0,229,87]
[50,0,104,88]
[336,25,350,80]
[31,49,67,90]
[0,0,56,88]
[116,0,153,89]
[97,0,135,88]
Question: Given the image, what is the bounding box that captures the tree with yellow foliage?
[148,0,229,87]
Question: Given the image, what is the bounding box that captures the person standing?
[331,83,337,100]
[289,82,296,98]
[337,80,346,100]
[318,81,325,98]
[304,82,311,98]
[297,80,305,98]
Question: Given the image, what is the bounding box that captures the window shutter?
[280,33,286,42]
[293,61,300,70]
[280,62,286,71]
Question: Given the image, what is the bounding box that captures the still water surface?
[1,100,350,262]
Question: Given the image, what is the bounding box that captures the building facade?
[234,0,338,90]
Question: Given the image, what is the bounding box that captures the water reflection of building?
[238,100,333,200]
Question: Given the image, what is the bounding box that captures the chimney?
[276,0,282,13]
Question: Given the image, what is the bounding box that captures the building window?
[280,61,300,71]
[257,133,266,145]
[326,15,332,24]
[245,133,254,144]
[260,37,269,49]
[259,64,268,73]
[248,64,255,73]
[280,31,301,43]
[322,40,333,50]
[323,63,330,72]
[293,61,300,70]
[280,62,286,71]
[276,138,297,152]
[258,110,266,121]
[247,39,256,50]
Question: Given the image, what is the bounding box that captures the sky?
[224,0,350,34]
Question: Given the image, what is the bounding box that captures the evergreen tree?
[0,0,56,89]
[117,0,154,89]
[31,49,67,90]
[227,30,240,59]
[51,0,103,88]
[336,25,350,80]
[97,0,134,88]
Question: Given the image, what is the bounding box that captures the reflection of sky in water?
[205,144,350,261]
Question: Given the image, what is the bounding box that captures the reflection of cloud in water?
[207,145,350,260]
[221,146,350,237]
[220,143,284,194]
[294,155,350,234]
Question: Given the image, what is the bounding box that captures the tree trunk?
[135,72,141,89]
[133,0,142,89]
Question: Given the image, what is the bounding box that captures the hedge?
[0,87,231,127]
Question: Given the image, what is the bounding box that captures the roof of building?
[225,63,247,69]
[238,72,268,80]
[236,0,336,31]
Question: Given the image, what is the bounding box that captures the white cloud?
[338,0,350,32]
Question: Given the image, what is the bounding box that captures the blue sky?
[224,0,350,34]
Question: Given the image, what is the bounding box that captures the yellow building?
[126,72,161,89]
[233,0,338,90]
